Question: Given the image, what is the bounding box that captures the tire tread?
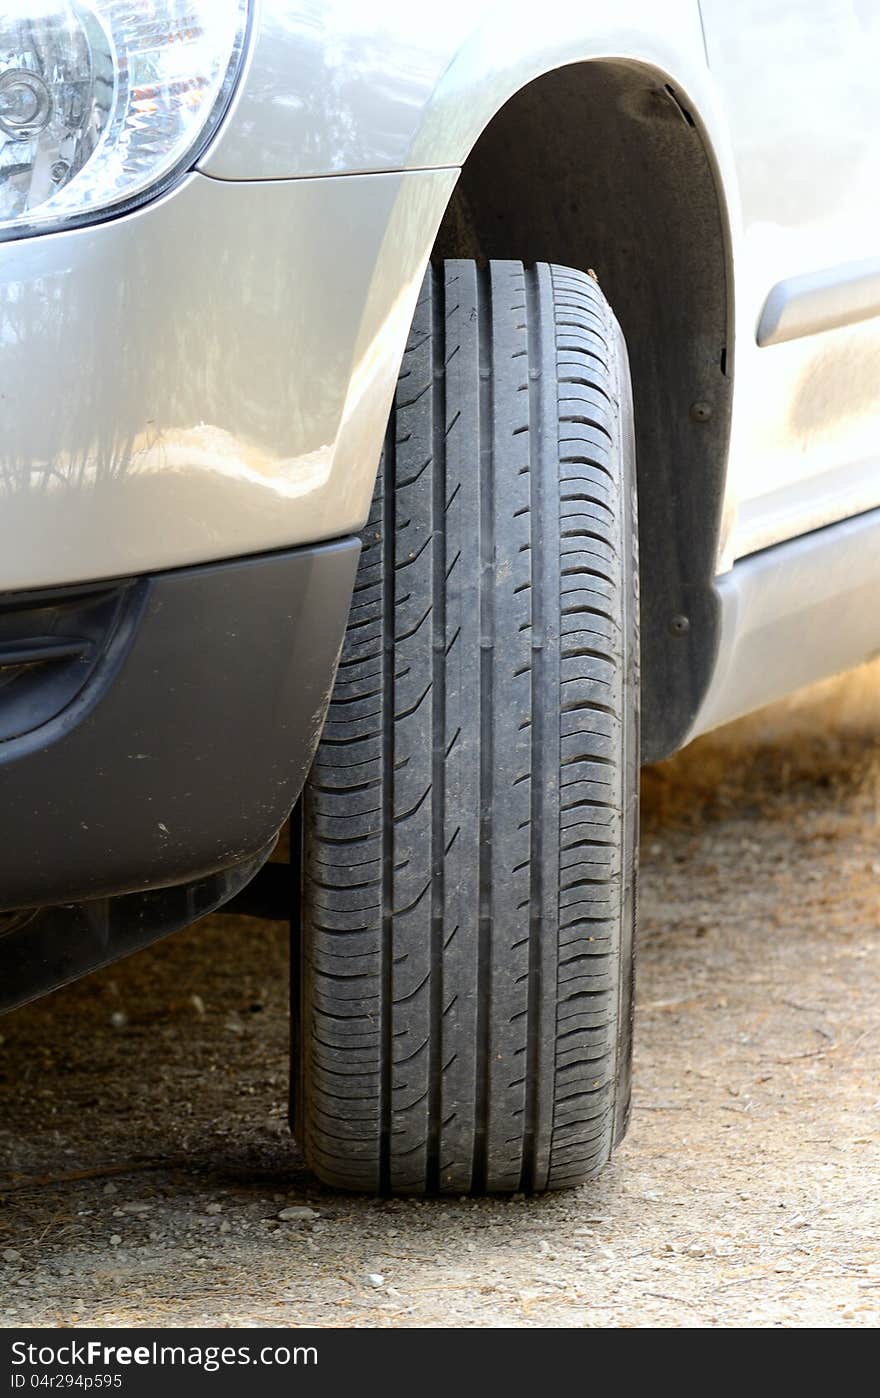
[300,260,636,1193]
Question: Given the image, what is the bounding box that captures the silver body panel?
[2,0,879,735]
[202,1,715,181]
[0,168,455,591]
[699,0,880,566]
[203,0,880,570]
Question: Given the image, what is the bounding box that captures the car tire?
[295,259,639,1194]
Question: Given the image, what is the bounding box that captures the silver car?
[2,1,878,1195]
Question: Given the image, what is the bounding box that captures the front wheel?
[296,260,639,1194]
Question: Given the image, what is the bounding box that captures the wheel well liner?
[432,59,733,761]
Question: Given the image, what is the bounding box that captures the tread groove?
[473,262,494,1196]
[521,265,542,1194]
[426,267,446,1195]
[380,390,396,1195]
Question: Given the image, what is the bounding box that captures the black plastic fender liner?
[0,538,360,914]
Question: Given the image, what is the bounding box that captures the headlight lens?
[0,1,248,241]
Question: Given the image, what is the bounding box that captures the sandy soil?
[1,669,878,1328]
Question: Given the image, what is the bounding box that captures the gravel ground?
[1,674,878,1328]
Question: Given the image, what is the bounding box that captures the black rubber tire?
[296,260,639,1194]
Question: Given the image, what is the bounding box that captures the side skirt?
[690,507,880,739]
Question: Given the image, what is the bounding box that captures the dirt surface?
[1,671,878,1328]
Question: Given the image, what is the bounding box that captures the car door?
[700,0,880,559]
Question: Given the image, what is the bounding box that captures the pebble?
[2,1248,21,1263]
[109,1235,122,1247]
[110,1011,128,1030]
[277,1206,319,1222]
[366,1273,385,1287]
[206,1203,223,1215]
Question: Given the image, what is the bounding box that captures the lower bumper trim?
[0,537,359,914]
[0,842,274,1015]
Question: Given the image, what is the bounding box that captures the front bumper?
[0,160,457,1007]
[0,539,359,1008]
[0,166,456,593]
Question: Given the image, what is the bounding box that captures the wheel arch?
[431,58,735,761]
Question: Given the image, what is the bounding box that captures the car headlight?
[0,1,249,241]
